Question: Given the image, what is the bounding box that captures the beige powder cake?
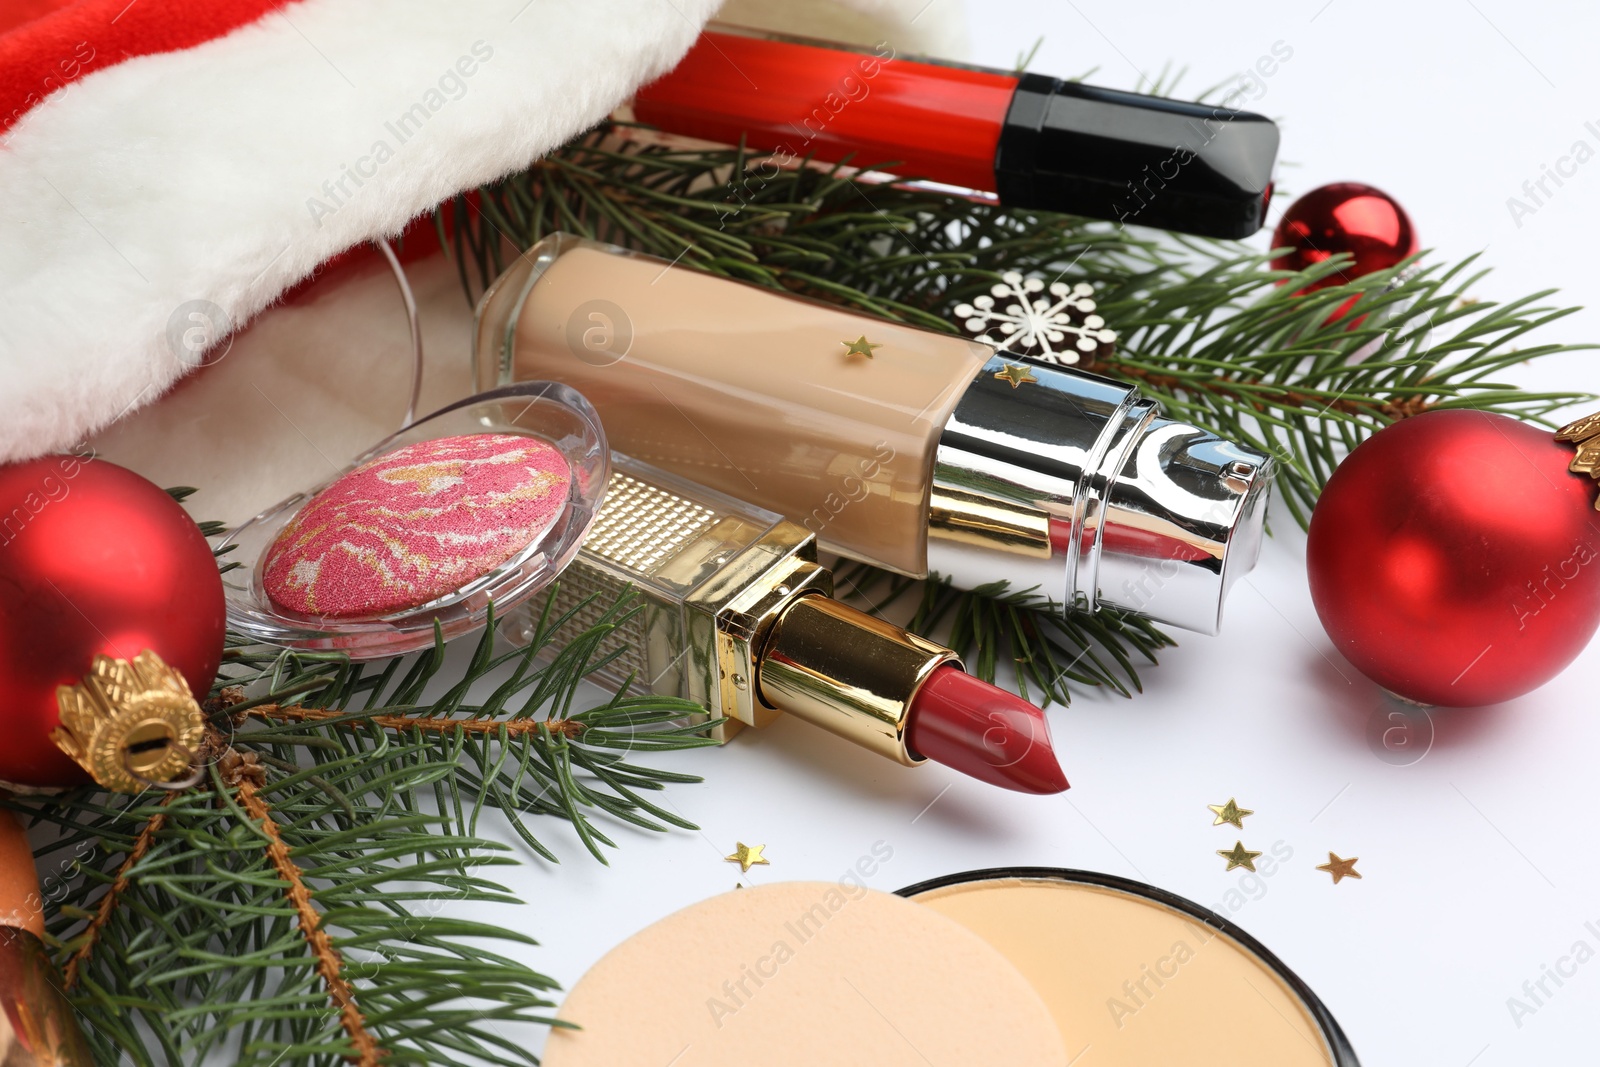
[911,875,1342,1065]
[542,881,1067,1066]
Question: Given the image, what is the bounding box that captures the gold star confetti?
[993,362,1039,388]
[841,335,882,360]
[1316,852,1362,884]
[1217,841,1262,872]
[1207,798,1254,829]
[992,361,1043,390]
[724,842,770,873]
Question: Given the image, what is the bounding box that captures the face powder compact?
[901,868,1360,1065]
[220,382,608,657]
[538,871,1358,1066]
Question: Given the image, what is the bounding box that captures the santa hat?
[0,0,963,464]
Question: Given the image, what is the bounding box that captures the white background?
[95,1,1600,1063]
[511,3,1595,1063]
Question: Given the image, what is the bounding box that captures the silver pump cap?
[927,356,1271,635]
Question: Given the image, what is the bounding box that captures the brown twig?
[62,792,174,991]
[248,705,586,739]
[237,777,382,1066]
[1081,358,1432,422]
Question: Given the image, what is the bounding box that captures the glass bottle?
[477,234,1273,635]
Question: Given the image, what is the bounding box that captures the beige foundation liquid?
[483,239,987,576]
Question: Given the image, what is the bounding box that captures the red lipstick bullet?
[908,666,1069,795]
[758,594,1067,795]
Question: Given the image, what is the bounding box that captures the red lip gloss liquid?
[636,34,1013,195]
[631,26,1280,238]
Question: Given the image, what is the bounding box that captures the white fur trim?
[0,0,720,462]
[722,0,971,57]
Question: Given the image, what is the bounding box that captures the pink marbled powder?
[263,433,571,618]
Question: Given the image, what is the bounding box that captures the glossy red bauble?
[0,455,225,786]
[1307,411,1600,706]
[1272,182,1418,289]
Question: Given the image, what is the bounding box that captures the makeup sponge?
[543,881,1066,1065]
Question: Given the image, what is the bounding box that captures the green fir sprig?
[9,591,717,1066]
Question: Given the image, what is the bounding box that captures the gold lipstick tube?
[517,454,952,760]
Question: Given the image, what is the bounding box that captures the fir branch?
[61,792,172,992]
[236,775,382,1066]
[250,705,589,739]
[447,126,1590,702]
[836,563,1174,709]
[223,596,720,861]
[14,590,715,1066]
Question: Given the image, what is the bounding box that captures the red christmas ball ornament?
[1271,182,1418,289]
[0,454,225,787]
[1307,410,1600,707]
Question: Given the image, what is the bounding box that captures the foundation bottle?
[476,234,1272,635]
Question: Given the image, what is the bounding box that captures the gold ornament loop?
[121,737,206,791]
[1555,411,1600,511]
[51,650,206,794]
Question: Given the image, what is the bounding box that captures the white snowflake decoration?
[953,272,1117,366]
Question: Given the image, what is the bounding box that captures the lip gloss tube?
[525,453,1068,794]
[626,25,1280,239]
[476,234,1272,635]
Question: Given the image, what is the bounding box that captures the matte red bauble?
[1307,410,1600,706]
[1272,182,1418,289]
[0,455,225,786]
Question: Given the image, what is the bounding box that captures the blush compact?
[220,383,608,657]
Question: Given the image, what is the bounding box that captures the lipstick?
[628,25,1280,239]
[476,234,1273,635]
[525,454,1065,794]
[905,666,1068,794]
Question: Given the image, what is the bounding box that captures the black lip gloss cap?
[995,74,1280,239]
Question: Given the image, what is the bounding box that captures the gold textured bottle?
[478,234,1274,635]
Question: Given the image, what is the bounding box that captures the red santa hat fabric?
[0,0,965,465]
[0,0,729,462]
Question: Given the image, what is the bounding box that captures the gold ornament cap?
[1556,410,1600,509]
[51,650,205,794]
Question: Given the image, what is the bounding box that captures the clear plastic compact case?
[219,383,609,658]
